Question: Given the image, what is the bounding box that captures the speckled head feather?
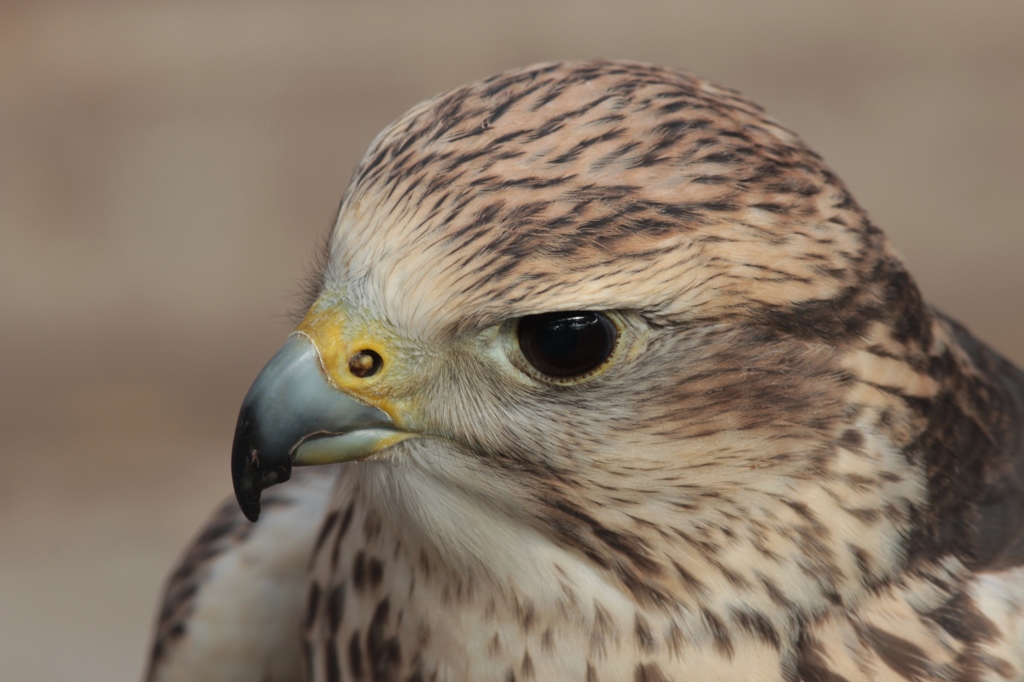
[148,61,1024,682]
[328,60,877,339]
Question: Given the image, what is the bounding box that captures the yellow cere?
[293,303,405,420]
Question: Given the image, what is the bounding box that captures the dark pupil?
[517,311,617,378]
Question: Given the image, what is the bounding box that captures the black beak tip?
[231,409,292,523]
[231,441,264,522]
[231,443,294,522]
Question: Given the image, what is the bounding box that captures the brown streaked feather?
[145,470,335,682]
[145,499,254,680]
[935,311,1024,570]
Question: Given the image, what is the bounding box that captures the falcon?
[145,61,1024,682]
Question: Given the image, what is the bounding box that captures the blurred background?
[1,1,1022,679]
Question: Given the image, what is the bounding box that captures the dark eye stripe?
[517,311,617,379]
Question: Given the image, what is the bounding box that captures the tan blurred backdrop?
[1,1,1022,680]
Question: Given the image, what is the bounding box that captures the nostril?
[348,350,383,378]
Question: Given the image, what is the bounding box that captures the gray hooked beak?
[231,334,408,521]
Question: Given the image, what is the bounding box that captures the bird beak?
[231,334,411,522]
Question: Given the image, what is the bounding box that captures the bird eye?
[517,311,618,379]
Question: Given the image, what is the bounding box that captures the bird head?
[232,61,951,622]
